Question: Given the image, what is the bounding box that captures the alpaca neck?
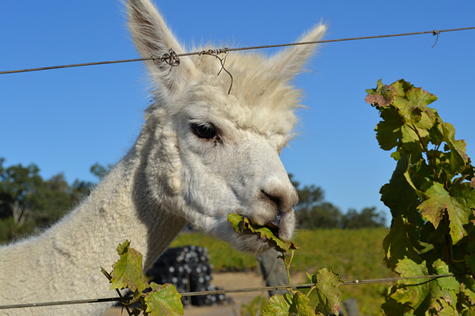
[0,145,187,313]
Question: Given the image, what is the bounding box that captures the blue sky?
[1,1,474,223]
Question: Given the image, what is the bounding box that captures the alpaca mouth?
[265,210,283,238]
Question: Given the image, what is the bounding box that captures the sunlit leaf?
[390,258,429,310]
[144,283,184,316]
[110,240,148,293]
[228,213,298,253]
[311,268,342,315]
[262,293,293,316]
[417,182,471,244]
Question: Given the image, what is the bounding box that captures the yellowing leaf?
[262,293,293,316]
[145,283,184,316]
[110,240,148,293]
[417,182,471,244]
[228,213,298,253]
[289,292,316,316]
[390,258,429,310]
[310,268,342,316]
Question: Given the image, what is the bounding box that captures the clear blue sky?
[1,1,474,223]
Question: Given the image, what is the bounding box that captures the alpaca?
[0,0,326,315]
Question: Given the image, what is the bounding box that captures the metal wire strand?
[1,27,474,75]
[0,273,454,310]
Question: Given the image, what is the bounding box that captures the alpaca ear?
[267,23,327,80]
[127,0,196,93]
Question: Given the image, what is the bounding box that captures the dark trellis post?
[257,248,289,297]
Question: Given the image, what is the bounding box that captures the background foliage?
[0,159,383,245]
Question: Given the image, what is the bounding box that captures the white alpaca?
[0,0,326,315]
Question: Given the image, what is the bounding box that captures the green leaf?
[432,259,458,291]
[375,107,403,151]
[110,240,148,293]
[144,283,184,316]
[311,268,342,315]
[383,218,422,270]
[228,213,298,253]
[262,293,293,316]
[441,122,469,173]
[406,87,438,108]
[289,292,316,316]
[417,182,471,244]
[390,258,429,310]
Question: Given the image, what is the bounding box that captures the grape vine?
[228,213,343,315]
[366,79,475,315]
[102,240,184,316]
[102,79,475,315]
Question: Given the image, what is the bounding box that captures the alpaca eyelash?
[190,122,218,140]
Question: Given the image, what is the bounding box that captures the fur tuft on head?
[127,0,326,253]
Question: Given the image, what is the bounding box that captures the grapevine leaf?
[365,93,392,108]
[289,292,316,316]
[466,242,475,275]
[424,259,459,313]
[427,299,457,316]
[262,293,293,316]
[432,259,458,292]
[375,107,403,151]
[110,240,148,293]
[228,213,298,253]
[144,282,184,316]
[310,268,342,315]
[406,87,438,108]
[383,218,422,270]
[417,182,471,244]
[390,258,429,310]
[381,295,413,316]
[442,122,469,173]
[462,276,475,306]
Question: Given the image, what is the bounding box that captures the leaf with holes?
[145,282,184,316]
[228,213,298,253]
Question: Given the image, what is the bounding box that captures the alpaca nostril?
[270,210,283,228]
[266,210,283,238]
[260,188,297,214]
[260,190,282,213]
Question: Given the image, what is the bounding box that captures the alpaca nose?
[259,187,298,238]
[260,189,298,217]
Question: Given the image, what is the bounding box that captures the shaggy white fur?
[0,0,326,315]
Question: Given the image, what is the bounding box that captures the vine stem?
[285,250,295,287]
[101,268,134,316]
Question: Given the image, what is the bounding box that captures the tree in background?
[290,174,385,229]
[342,207,386,229]
[0,163,385,243]
[0,158,96,243]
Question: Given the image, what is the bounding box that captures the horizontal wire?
[1,27,474,75]
[0,273,454,310]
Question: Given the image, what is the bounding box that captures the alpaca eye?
[191,123,217,139]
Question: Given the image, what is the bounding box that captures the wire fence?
[0,273,455,310]
[1,26,474,75]
[0,24,472,313]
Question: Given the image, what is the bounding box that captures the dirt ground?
[103,271,276,316]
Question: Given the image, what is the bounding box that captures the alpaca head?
[127,0,326,253]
